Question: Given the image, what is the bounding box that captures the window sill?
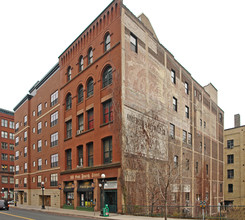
[64,137,72,142]
[100,121,113,127]
[76,129,94,137]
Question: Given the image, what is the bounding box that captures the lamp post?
[41,182,45,209]
[99,174,106,216]
[1,187,4,200]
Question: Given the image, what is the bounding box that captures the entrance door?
[104,190,117,213]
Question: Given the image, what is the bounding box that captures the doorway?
[104,190,117,213]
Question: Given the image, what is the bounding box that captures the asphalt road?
[0,208,95,220]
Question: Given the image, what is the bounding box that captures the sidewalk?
[11,204,195,220]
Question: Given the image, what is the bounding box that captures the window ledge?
[100,121,113,127]
[64,137,72,142]
[76,129,94,137]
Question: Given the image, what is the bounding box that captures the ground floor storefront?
[60,164,121,213]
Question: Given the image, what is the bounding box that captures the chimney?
[234,114,240,128]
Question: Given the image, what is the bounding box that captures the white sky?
[0,0,244,129]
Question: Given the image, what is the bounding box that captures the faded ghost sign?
[124,108,168,161]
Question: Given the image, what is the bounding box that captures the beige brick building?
[224,114,245,206]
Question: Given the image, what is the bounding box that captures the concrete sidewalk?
[11,204,195,220]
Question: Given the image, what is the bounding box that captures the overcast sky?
[0,0,244,129]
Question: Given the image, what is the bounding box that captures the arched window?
[102,66,112,88]
[88,48,93,65]
[79,56,84,72]
[77,84,84,103]
[66,93,72,110]
[87,78,94,98]
[104,33,110,51]
[67,67,71,81]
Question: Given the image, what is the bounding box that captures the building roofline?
[58,0,118,59]
[0,108,14,116]
[13,94,33,112]
[225,125,245,131]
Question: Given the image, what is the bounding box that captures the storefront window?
[66,192,74,206]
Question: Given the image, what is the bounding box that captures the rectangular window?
[185,82,189,94]
[130,33,137,53]
[51,132,58,147]
[228,184,233,193]
[186,159,189,170]
[15,122,19,132]
[24,163,27,173]
[170,123,175,138]
[185,106,189,118]
[183,130,187,143]
[1,142,8,149]
[87,142,93,167]
[51,90,58,107]
[24,131,27,141]
[200,119,202,127]
[38,158,42,170]
[9,121,14,129]
[227,154,234,164]
[103,99,113,123]
[227,169,234,179]
[37,122,42,134]
[1,131,8,139]
[37,176,41,187]
[24,115,27,126]
[188,133,192,145]
[50,111,58,127]
[10,165,14,172]
[10,177,14,184]
[37,140,42,152]
[38,104,42,116]
[220,183,223,193]
[227,140,234,149]
[15,151,19,160]
[15,179,19,187]
[24,178,27,187]
[195,162,198,173]
[87,109,94,130]
[1,153,7,161]
[1,119,8,127]
[1,164,8,171]
[15,136,19,146]
[9,133,14,140]
[219,113,223,124]
[50,173,58,186]
[9,155,14,161]
[77,146,83,167]
[51,153,58,168]
[204,121,206,128]
[173,97,177,111]
[66,149,72,170]
[78,114,84,132]
[174,155,178,167]
[66,120,72,139]
[103,137,112,164]
[206,164,209,175]
[15,165,19,174]
[171,69,176,84]
[24,146,27,157]
[2,176,8,184]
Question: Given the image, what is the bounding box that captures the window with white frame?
[1,131,8,139]
[37,140,42,152]
[50,111,58,127]
[24,163,27,173]
[15,136,19,146]
[15,122,19,132]
[37,122,42,134]
[51,132,58,147]
[130,33,137,53]
[24,147,27,157]
[16,165,19,174]
[38,104,42,116]
[1,119,8,127]
[51,90,58,107]
[24,131,27,141]
[24,115,27,126]
[9,133,14,140]
[51,154,58,168]
[38,158,42,170]
[9,121,14,129]
[50,173,58,186]
[15,151,19,160]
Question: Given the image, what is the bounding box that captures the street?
[0,208,95,220]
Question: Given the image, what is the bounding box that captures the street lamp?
[1,187,4,200]
[99,174,106,216]
[41,182,45,209]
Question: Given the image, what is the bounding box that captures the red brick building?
[14,0,223,216]
[0,108,15,201]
